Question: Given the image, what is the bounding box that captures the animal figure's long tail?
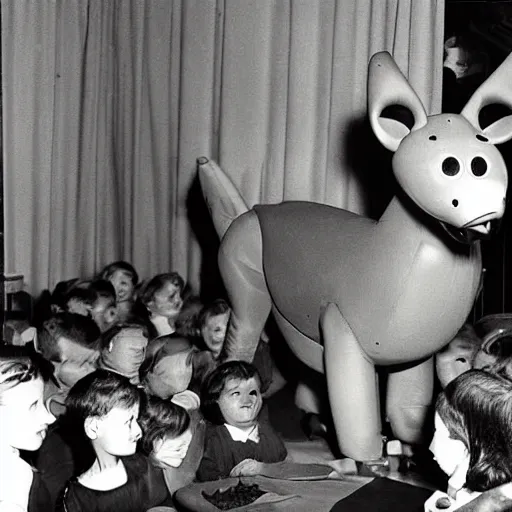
[197,157,249,239]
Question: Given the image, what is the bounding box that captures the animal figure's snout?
[442,210,504,244]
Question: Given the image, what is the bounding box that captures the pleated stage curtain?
[1,0,444,296]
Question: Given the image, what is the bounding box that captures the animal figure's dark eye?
[442,157,460,176]
[476,135,488,142]
[471,157,487,177]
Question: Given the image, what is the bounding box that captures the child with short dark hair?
[136,272,185,339]
[65,280,119,333]
[175,294,204,340]
[36,312,101,416]
[140,335,212,409]
[98,324,149,385]
[139,396,192,464]
[58,370,170,512]
[197,298,230,358]
[197,361,287,481]
[99,261,139,324]
[139,395,203,497]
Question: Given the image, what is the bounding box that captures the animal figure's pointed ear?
[461,52,512,144]
[368,52,428,152]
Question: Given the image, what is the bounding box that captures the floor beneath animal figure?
[263,382,447,511]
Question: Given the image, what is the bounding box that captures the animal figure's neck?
[379,193,469,255]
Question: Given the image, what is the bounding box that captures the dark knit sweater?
[196,416,287,482]
[34,417,95,511]
[57,453,170,512]
[28,471,52,512]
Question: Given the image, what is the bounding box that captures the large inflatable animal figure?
[198,51,512,463]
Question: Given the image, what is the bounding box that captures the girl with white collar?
[196,361,287,481]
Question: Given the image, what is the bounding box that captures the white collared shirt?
[224,423,260,443]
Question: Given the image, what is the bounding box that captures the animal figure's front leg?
[218,210,271,362]
[386,357,434,446]
[321,303,383,461]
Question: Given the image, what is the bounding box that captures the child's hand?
[424,491,456,512]
[229,459,264,477]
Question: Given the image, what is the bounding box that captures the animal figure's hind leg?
[218,210,272,362]
[386,357,434,446]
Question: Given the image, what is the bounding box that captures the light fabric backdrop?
[2,0,444,295]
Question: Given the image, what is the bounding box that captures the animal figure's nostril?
[442,157,460,176]
[471,157,487,177]
[452,199,459,207]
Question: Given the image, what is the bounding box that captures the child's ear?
[84,416,100,440]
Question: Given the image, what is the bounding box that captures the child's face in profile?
[93,403,141,457]
[147,281,183,319]
[152,428,193,468]
[435,330,478,388]
[109,270,135,303]
[429,412,468,478]
[0,377,55,451]
[90,297,118,333]
[201,312,230,358]
[66,297,118,333]
[54,337,99,390]
[217,376,262,429]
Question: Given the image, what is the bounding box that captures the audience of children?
[426,369,512,511]
[4,261,292,510]
[196,360,287,481]
[57,370,172,512]
[21,258,512,511]
[0,349,55,512]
